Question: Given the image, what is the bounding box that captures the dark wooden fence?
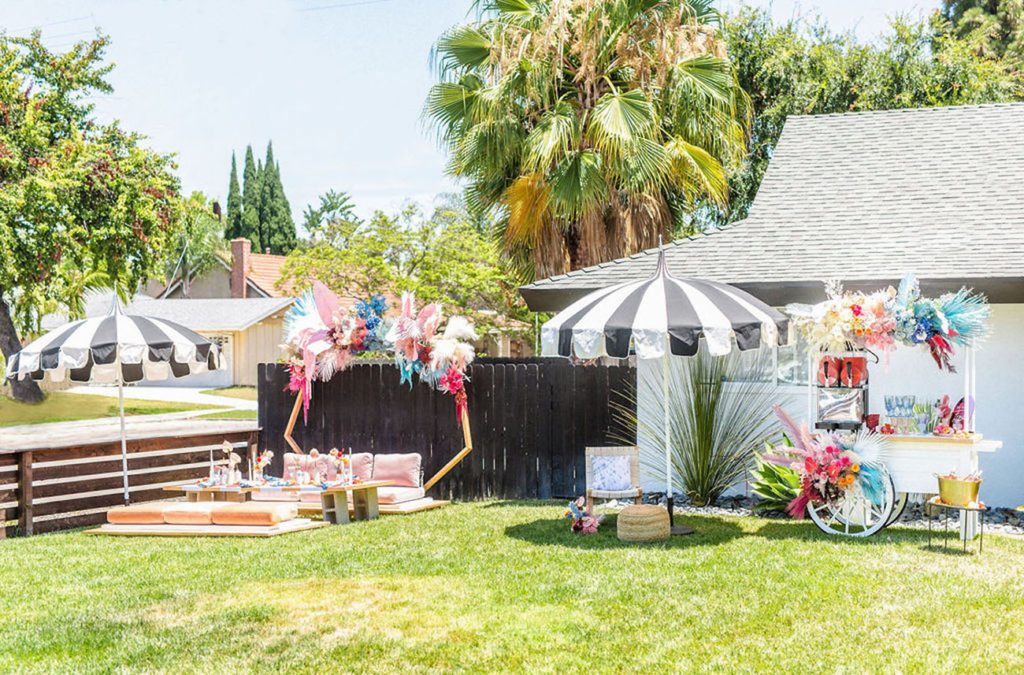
[0,429,259,537]
[257,359,636,500]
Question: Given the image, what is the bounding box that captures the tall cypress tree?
[225,152,242,240]
[240,145,262,251]
[255,158,265,250]
[258,142,298,255]
[274,160,298,253]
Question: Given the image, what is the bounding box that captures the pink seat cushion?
[162,502,221,525]
[350,452,373,482]
[282,453,312,481]
[377,486,425,504]
[371,453,421,487]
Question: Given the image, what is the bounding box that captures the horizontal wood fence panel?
[258,359,635,501]
[1,429,259,537]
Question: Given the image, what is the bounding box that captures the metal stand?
[927,499,986,553]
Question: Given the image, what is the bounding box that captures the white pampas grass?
[443,315,478,341]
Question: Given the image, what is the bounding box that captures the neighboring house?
[151,238,296,300]
[520,103,1024,506]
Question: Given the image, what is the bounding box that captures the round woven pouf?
[617,504,671,543]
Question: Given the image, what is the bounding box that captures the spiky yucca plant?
[426,0,750,280]
[613,347,785,506]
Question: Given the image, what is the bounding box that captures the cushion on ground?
[162,502,223,525]
[351,452,373,481]
[371,453,421,487]
[617,504,670,543]
[377,486,426,504]
[252,490,300,502]
[298,491,323,503]
[106,503,167,525]
[210,502,298,526]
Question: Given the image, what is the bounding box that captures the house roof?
[247,252,296,297]
[520,103,1024,311]
[124,297,295,332]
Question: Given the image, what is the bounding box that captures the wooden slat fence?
[257,359,635,500]
[1,429,259,537]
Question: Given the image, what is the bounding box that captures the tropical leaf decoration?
[751,452,801,512]
[426,0,751,279]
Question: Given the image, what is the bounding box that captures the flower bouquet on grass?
[566,497,603,534]
[761,406,890,518]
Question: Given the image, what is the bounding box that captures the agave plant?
[425,0,751,280]
[613,346,786,506]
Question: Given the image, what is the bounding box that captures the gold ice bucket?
[937,477,982,507]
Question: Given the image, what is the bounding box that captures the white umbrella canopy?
[541,249,788,531]
[5,296,222,503]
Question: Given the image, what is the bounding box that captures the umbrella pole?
[118,373,129,505]
[663,347,694,536]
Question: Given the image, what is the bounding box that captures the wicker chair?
[585,446,643,512]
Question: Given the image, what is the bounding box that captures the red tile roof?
[246,252,296,297]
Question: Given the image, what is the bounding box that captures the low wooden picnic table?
[311,480,394,524]
[162,485,260,503]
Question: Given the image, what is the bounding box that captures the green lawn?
[0,392,217,427]
[200,386,258,401]
[2,502,1023,673]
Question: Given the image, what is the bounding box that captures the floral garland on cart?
[761,406,891,519]
[787,273,989,372]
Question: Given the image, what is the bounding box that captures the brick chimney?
[230,238,251,298]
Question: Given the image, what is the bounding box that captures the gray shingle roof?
[521,103,1024,311]
[41,293,294,333]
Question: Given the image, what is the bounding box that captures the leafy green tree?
[425,0,750,280]
[225,152,243,240]
[162,192,226,298]
[0,32,180,402]
[282,191,532,337]
[941,0,1024,62]
[695,7,1022,229]
[240,145,262,251]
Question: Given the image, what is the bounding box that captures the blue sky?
[3,0,931,228]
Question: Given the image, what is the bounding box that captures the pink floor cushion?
[350,452,373,482]
[282,453,313,481]
[371,453,421,487]
[107,503,166,524]
[376,486,426,504]
[298,491,323,503]
[252,489,300,502]
[211,502,298,526]
[162,502,222,525]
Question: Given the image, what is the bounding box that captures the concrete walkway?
[67,385,258,411]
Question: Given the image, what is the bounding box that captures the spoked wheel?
[885,492,908,527]
[807,470,896,538]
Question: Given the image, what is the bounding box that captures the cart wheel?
[807,470,896,537]
[885,492,908,527]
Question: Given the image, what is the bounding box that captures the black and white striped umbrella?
[5,297,222,504]
[541,249,788,533]
[541,250,788,359]
[6,308,220,384]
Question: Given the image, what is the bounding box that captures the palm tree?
[164,192,226,298]
[425,0,750,280]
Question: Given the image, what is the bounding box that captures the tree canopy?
[281,191,533,338]
[0,31,181,401]
[694,7,1023,230]
[232,141,297,255]
[426,0,750,280]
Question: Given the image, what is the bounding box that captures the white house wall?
[636,303,1023,507]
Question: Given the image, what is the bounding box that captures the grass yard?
[2,502,1023,673]
[0,392,216,427]
[200,386,258,401]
